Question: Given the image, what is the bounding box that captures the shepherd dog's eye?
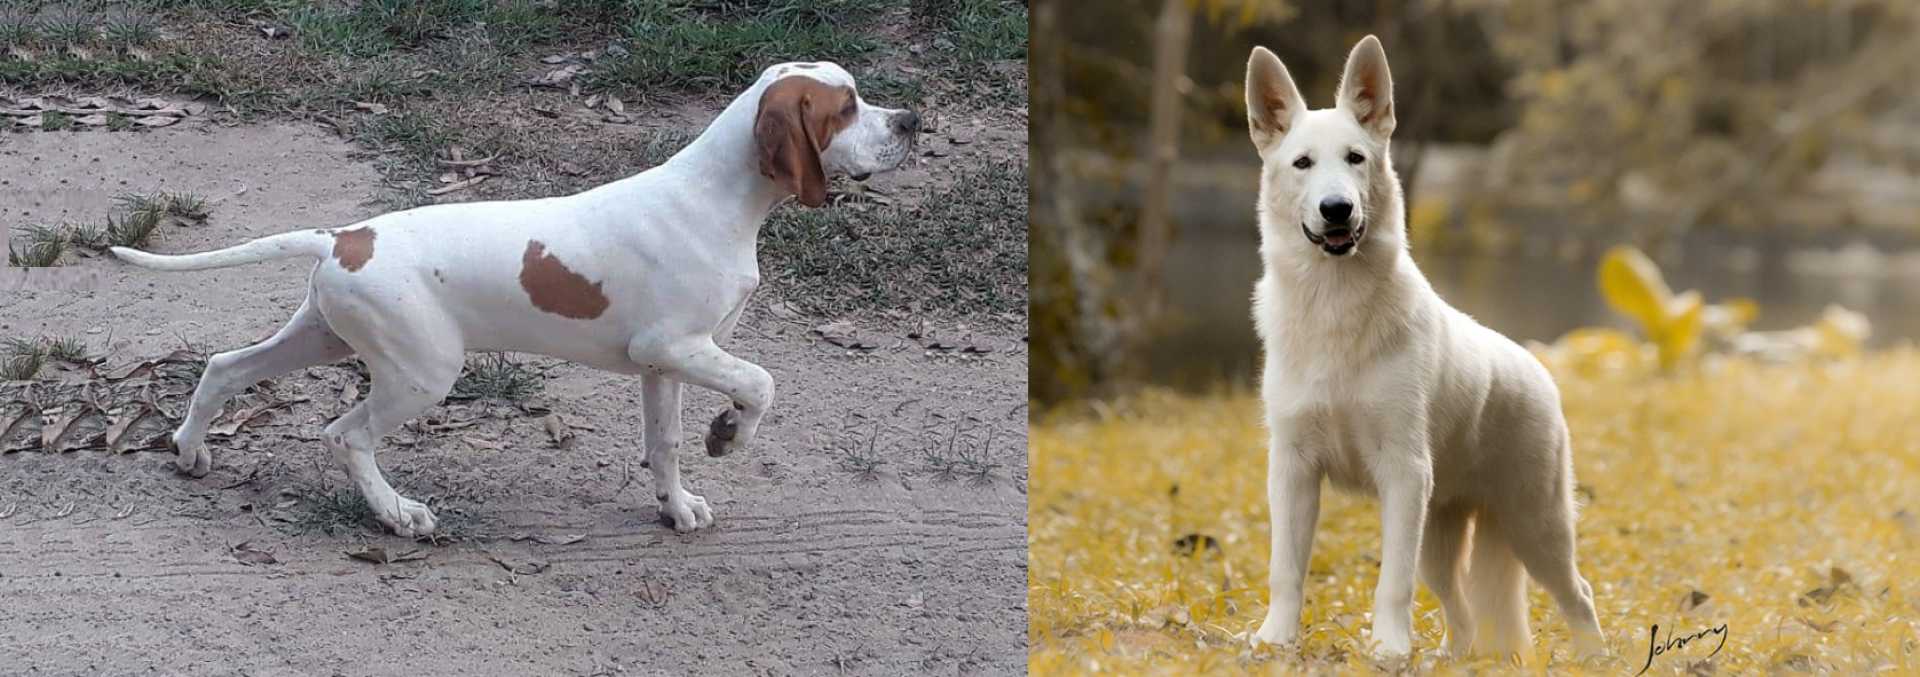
[1292,156,1313,170]
[1346,151,1365,165]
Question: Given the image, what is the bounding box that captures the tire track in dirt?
[0,503,1023,580]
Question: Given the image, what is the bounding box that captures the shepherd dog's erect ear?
[1336,34,1396,139]
[754,77,853,208]
[1246,46,1305,154]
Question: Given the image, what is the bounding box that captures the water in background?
[1146,233,1920,389]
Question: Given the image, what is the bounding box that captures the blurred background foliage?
[1032,0,1920,404]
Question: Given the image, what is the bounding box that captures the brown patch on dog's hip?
[330,228,376,272]
[519,240,610,319]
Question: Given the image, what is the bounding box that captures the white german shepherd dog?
[1243,36,1605,660]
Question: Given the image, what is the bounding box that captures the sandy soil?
[0,123,1026,675]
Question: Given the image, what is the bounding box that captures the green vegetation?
[762,160,1028,316]
[590,0,879,93]
[449,353,543,402]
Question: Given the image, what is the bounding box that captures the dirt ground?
[1,120,1026,673]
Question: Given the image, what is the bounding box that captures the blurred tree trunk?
[1030,0,1111,404]
[1135,0,1191,321]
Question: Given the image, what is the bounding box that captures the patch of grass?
[860,72,928,109]
[832,417,893,481]
[355,0,492,48]
[285,487,378,536]
[40,110,72,131]
[105,192,192,247]
[920,420,1001,485]
[761,160,1027,316]
[702,0,894,26]
[0,9,37,47]
[161,190,211,220]
[471,0,569,49]
[450,353,542,402]
[285,6,391,58]
[41,9,95,47]
[289,0,557,57]
[115,192,169,222]
[914,0,1026,64]
[591,0,879,93]
[1029,350,1920,673]
[0,338,48,381]
[107,211,162,248]
[353,110,457,164]
[0,53,225,93]
[9,225,68,267]
[911,0,1025,106]
[44,335,92,364]
[63,221,109,250]
[102,10,160,49]
[624,127,694,169]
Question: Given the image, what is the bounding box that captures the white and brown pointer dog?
[113,62,920,537]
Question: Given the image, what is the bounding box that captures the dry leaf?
[346,546,427,564]
[74,114,109,127]
[352,101,389,114]
[427,175,487,195]
[541,413,574,449]
[529,64,585,88]
[1680,588,1710,612]
[533,533,586,546]
[487,553,550,575]
[346,546,391,564]
[436,153,499,168]
[105,405,158,454]
[605,96,625,116]
[40,409,84,450]
[232,542,278,566]
[465,436,506,451]
[135,115,180,128]
[208,397,307,437]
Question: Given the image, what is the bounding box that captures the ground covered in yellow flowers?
[1030,350,1920,674]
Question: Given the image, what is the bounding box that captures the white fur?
[1242,37,1605,660]
[109,62,916,536]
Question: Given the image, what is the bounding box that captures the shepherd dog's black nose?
[1319,197,1353,226]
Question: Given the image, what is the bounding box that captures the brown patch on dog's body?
[519,240,609,319]
[330,228,375,272]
